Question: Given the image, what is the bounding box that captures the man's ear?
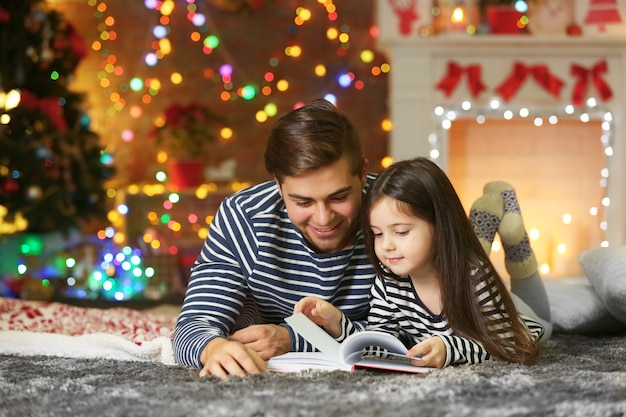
[361,159,369,182]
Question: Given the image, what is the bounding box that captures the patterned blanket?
[0,297,177,364]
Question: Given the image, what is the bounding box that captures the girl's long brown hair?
[362,157,540,365]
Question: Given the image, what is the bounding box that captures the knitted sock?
[469,192,503,255]
[484,181,551,322]
[483,181,538,279]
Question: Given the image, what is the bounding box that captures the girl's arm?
[434,311,546,366]
[519,313,546,341]
[366,276,405,337]
[434,334,492,366]
[370,275,491,366]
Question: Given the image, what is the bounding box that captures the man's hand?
[407,336,446,368]
[199,338,267,380]
[293,296,342,337]
[228,324,292,360]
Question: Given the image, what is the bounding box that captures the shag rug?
[0,297,625,417]
[0,333,625,417]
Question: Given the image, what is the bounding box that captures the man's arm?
[198,337,267,379]
[228,323,292,359]
[172,196,255,370]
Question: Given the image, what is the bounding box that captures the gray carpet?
[1,332,625,417]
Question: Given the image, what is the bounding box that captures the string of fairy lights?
[429,96,613,275]
[88,0,390,123]
[6,0,614,299]
[90,0,391,251]
[36,0,390,300]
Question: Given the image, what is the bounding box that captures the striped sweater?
[173,178,377,368]
[366,270,546,366]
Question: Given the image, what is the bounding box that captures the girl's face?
[369,196,435,279]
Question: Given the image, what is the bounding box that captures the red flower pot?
[167,158,204,189]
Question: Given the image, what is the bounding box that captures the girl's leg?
[508,292,553,341]
[483,181,552,324]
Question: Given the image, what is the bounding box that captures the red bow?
[570,60,613,107]
[435,62,486,98]
[52,22,87,63]
[495,62,564,102]
[19,90,68,132]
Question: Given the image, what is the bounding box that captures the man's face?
[278,156,366,254]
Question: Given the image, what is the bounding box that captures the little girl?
[294,157,551,368]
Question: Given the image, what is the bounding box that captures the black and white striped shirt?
[366,270,545,366]
[173,178,377,368]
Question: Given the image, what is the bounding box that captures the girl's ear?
[274,176,283,197]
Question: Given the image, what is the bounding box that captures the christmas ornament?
[3,179,19,194]
[388,0,420,36]
[584,0,623,32]
[567,23,583,36]
[26,185,43,201]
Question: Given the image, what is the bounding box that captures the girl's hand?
[407,336,446,368]
[293,296,342,338]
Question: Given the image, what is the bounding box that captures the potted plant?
[479,0,525,34]
[152,102,225,188]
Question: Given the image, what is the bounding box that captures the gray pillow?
[578,245,626,324]
[545,278,625,334]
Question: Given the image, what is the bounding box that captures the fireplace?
[376,1,626,278]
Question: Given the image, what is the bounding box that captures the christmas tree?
[0,0,115,235]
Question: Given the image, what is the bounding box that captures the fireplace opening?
[445,118,605,279]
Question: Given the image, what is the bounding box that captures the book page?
[354,357,432,374]
[285,313,342,362]
[267,352,351,373]
[339,330,409,365]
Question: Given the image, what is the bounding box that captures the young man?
[173,99,377,379]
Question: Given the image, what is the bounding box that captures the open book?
[267,312,432,374]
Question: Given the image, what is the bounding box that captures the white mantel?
[376,2,626,245]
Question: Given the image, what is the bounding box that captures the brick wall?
[52,0,389,184]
